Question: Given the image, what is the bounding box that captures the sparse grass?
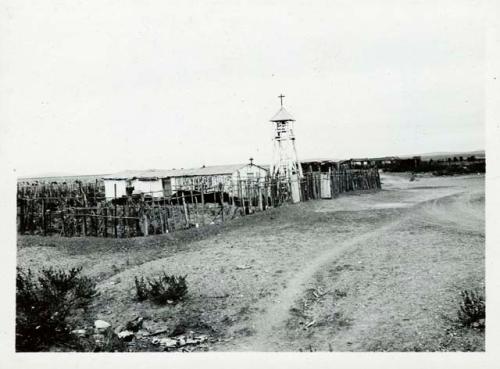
[320,311,352,329]
[234,327,256,337]
[333,289,347,298]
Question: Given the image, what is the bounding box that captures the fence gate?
[290,174,301,203]
[320,173,332,199]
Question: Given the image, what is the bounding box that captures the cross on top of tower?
[278,94,285,107]
[270,94,295,122]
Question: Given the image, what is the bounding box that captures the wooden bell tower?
[269,94,303,179]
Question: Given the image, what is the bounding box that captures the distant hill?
[18,171,76,179]
[18,174,109,183]
[399,150,485,161]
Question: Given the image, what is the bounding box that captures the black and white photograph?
[1,0,499,368]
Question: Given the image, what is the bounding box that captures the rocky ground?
[17,173,485,351]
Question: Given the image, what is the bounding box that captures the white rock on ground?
[118,330,135,341]
[94,320,111,332]
[152,334,209,348]
[70,329,87,337]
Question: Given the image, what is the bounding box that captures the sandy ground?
[17,173,485,351]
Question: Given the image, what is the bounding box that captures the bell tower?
[269,94,303,179]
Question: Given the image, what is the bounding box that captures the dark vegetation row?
[384,159,485,175]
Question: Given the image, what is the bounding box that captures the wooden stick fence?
[17,169,381,237]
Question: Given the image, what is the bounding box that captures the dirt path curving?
[216,176,484,351]
[228,219,405,351]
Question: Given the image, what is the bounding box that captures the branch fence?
[17,168,380,238]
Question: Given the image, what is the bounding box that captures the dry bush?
[16,267,97,351]
[134,273,188,305]
[134,276,148,302]
[458,290,485,329]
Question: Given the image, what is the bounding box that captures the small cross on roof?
[278,94,285,107]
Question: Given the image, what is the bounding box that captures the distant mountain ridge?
[18,173,109,183]
[398,150,485,160]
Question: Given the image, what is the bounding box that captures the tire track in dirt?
[224,190,480,351]
[419,190,485,234]
[229,218,406,351]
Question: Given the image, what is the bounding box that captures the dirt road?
[17,173,485,351]
[215,174,484,351]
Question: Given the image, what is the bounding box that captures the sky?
[0,0,485,177]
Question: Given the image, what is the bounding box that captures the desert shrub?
[16,267,97,351]
[134,273,187,305]
[134,276,148,301]
[457,290,485,328]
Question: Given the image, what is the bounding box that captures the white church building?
[102,162,268,200]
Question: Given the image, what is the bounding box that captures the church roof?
[270,107,295,122]
[102,163,268,180]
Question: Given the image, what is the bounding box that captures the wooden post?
[235,172,241,212]
[19,198,25,234]
[48,207,52,235]
[41,198,46,236]
[113,184,117,237]
[182,193,189,226]
[258,184,263,211]
[103,207,108,238]
[245,181,250,213]
[124,204,129,237]
[93,209,97,237]
[159,206,165,233]
[143,212,149,236]
[193,196,199,226]
[61,208,65,236]
[82,209,87,236]
[269,178,274,208]
[248,180,253,213]
[200,184,205,225]
[190,189,197,225]
[161,196,166,233]
[220,186,224,222]
[90,208,94,236]
[165,206,171,233]
[26,199,31,234]
[331,170,336,197]
[135,205,140,235]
